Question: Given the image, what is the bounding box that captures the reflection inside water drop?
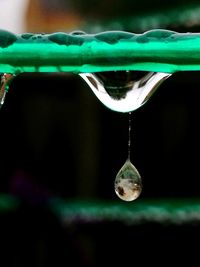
[0,73,15,108]
[115,159,142,201]
[80,71,171,112]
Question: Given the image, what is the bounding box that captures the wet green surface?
[50,197,200,224]
[2,193,200,225]
[1,29,200,73]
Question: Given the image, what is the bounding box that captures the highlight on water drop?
[114,159,142,201]
[80,71,171,113]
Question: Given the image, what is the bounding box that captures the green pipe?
[1,193,200,225]
[1,29,200,74]
[50,198,200,225]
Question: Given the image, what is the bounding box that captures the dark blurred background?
[1,0,200,266]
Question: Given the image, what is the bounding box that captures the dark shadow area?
[2,71,200,200]
[0,70,200,265]
[1,208,200,266]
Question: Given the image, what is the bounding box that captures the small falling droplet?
[115,159,142,201]
[80,71,171,112]
[0,73,15,108]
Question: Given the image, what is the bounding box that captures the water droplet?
[0,73,15,108]
[0,29,17,48]
[70,30,86,35]
[49,32,84,46]
[80,71,171,112]
[114,159,142,201]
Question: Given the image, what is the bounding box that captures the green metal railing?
[1,194,200,225]
[1,29,200,74]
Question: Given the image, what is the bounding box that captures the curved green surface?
[1,29,200,74]
[1,194,200,225]
[50,198,200,225]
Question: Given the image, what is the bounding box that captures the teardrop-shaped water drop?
[114,159,142,201]
[80,71,171,112]
[0,73,15,108]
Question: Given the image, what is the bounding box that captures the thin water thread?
[128,111,132,160]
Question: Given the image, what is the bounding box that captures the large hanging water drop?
[80,71,171,112]
[0,73,15,108]
[114,159,142,201]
